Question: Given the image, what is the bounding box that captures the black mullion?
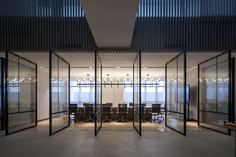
[94,50,97,136]
[198,60,200,126]
[228,51,232,135]
[35,64,37,126]
[0,58,4,130]
[139,50,142,136]
[5,51,9,135]
[216,57,218,113]
[100,60,102,128]
[166,110,184,114]
[184,51,186,136]
[18,57,20,113]
[165,60,167,127]
[51,110,69,115]
[49,51,52,136]
[9,110,36,114]
[57,54,59,113]
[231,58,235,123]
[68,62,70,126]
[133,62,135,128]
[176,54,178,112]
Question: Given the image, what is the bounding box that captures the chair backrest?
[105,103,113,106]
[84,104,93,113]
[152,104,161,113]
[69,104,77,114]
[129,103,134,107]
[141,103,146,113]
[118,104,127,112]
[103,104,111,113]
[83,103,91,106]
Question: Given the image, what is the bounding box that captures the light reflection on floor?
[36,120,202,133]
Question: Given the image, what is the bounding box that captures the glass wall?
[95,51,102,136]
[199,51,231,134]
[0,58,4,130]
[49,52,70,136]
[6,52,37,135]
[165,52,186,135]
[133,52,141,136]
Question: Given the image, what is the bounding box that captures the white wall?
[102,86,126,107]
[37,68,49,121]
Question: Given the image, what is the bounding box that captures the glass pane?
[50,53,69,135]
[166,52,186,135]
[199,52,230,134]
[133,53,141,135]
[7,53,36,134]
[19,59,36,112]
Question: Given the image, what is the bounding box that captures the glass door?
[198,51,231,135]
[49,52,70,136]
[133,51,141,136]
[5,52,37,135]
[165,51,187,135]
[95,51,102,136]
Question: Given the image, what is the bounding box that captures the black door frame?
[5,51,37,135]
[165,51,187,136]
[49,51,70,136]
[133,51,142,136]
[95,50,102,136]
[197,50,232,135]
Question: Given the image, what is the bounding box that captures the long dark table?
[75,107,156,121]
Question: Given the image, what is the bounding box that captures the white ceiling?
[10,52,221,81]
[81,0,139,47]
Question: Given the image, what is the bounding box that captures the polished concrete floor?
[0,121,234,157]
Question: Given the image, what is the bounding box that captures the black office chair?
[117,103,128,122]
[102,103,112,122]
[129,103,134,107]
[151,104,163,123]
[84,103,94,122]
[141,103,146,122]
[69,104,78,122]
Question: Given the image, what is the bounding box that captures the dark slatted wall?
[0,17,96,51]
[131,17,236,51]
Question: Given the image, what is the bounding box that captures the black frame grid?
[165,51,187,136]
[198,50,231,135]
[0,58,4,130]
[5,51,37,135]
[133,51,141,136]
[95,50,102,136]
[49,51,70,136]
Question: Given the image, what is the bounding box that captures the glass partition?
[95,51,102,136]
[165,51,186,135]
[198,51,231,134]
[133,52,141,136]
[6,52,37,135]
[49,52,70,136]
